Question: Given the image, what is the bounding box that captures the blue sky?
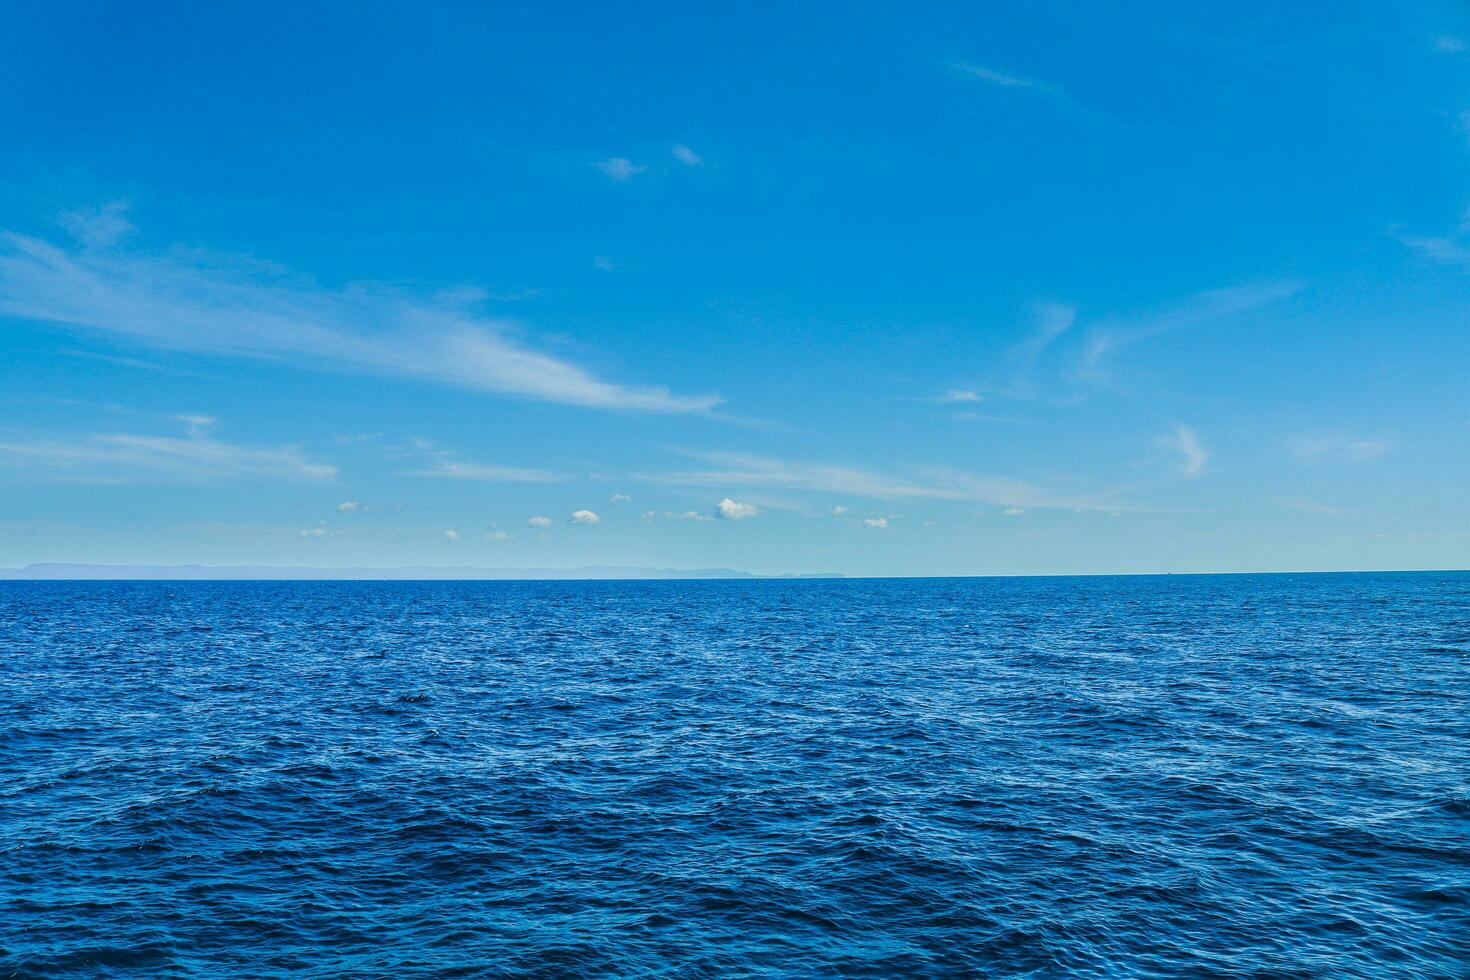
[2,1,1468,575]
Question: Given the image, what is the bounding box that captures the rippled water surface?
[3,575,1468,977]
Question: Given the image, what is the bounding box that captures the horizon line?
[2,562,1466,582]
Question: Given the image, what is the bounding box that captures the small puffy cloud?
[596,157,646,181]
[716,497,759,520]
[593,255,616,272]
[937,389,982,403]
[486,529,510,540]
[337,500,361,512]
[641,510,657,521]
[445,529,460,540]
[832,505,849,516]
[1159,424,1209,477]
[609,493,632,503]
[863,517,889,528]
[671,144,703,166]
[528,515,553,527]
[569,509,600,525]
[299,527,326,537]
[675,510,713,522]
[1004,508,1025,516]
[1435,35,1466,53]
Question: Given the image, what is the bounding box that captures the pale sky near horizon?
[2,2,1468,576]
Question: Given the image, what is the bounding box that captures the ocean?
[3,574,1467,977]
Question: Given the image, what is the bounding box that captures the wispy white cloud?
[863,517,888,528]
[671,144,703,166]
[955,63,1043,90]
[406,458,559,482]
[596,157,646,181]
[957,301,1077,402]
[178,413,218,436]
[1080,281,1303,382]
[1012,301,1076,368]
[947,287,1295,405]
[716,497,759,520]
[609,493,632,503]
[337,500,361,512]
[593,255,617,272]
[1434,35,1466,53]
[569,509,600,525]
[674,510,713,522]
[832,504,849,515]
[0,222,718,413]
[1398,231,1470,266]
[1283,501,1355,517]
[936,388,983,403]
[1396,208,1470,268]
[1158,424,1209,477]
[527,515,552,527]
[951,411,1028,423]
[444,529,460,541]
[0,427,335,483]
[656,450,1116,510]
[486,529,510,540]
[57,200,134,249]
[1290,435,1389,462]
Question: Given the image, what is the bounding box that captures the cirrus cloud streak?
[655,451,1119,511]
[0,430,335,483]
[0,223,718,413]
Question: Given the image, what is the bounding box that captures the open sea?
[2,574,1468,977]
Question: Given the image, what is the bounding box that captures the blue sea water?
[2,574,1468,978]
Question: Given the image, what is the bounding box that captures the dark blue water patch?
[2,573,1468,977]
